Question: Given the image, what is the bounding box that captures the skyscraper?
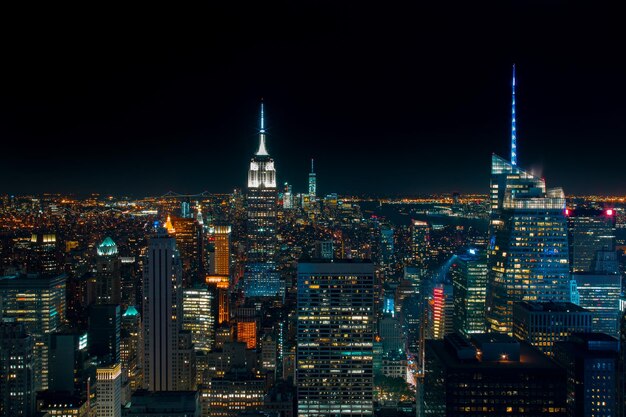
[451,249,488,335]
[512,301,592,356]
[89,304,121,366]
[567,208,617,273]
[48,329,91,396]
[410,220,430,269]
[95,237,122,305]
[308,158,316,203]
[297,260,375,417]
[182,285,214,353]
[171,216,204,286]
[0,321,35,417]
[142,227,195,391]
[570,273,622,337]
[211,225,231,277]
[427,282,454,340]
[553,333,619,417]
[419,333,567,417]
[96,363,122,417]
[0,273,66,391]
[485,154,570,334]
[245,101,279,298]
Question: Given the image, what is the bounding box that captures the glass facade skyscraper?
[0,273,66,391]
[297,260,375,417]
[451,249,488,335]
[486,154,570,334]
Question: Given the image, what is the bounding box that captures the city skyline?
[1,3,625,196]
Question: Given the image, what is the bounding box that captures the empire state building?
[244,101,281,298]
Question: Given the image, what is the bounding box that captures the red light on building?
[606,209,614,216]
[565,208,570,216]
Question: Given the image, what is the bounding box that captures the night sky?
[1,2,625,196]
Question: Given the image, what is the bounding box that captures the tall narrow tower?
[308,158,316,202]
[142,227,195,391]
[245,100,281,298]
[511,64,517,166]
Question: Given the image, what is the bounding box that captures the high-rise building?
[567,208,617,273]
[486,154,570,334]
[171,216,204,287]
[123,390,200,417]
[570,273,622,337]
[96,363,122,417]
[0,273,66,391]
[451,249,488,335]
[308,158,316,203]
[427,282,454,340]
[142,228,195,391]
[95,237,122,305]
[182,285,214,352]
[410,220,430,268]
[48,329,92,396]
[419,333,567,417]
[211,225,231,277]
[618,305,626,417]
[0,321,35,417]
[380,226,394,264]
[243,263,282,299]
[89,304,121,365]
[120,306,143,391]
[379,316,405,354]
[297,260,375,417]
[245,101,278,298]
[313,241,334,260]
[512,301,592,356]
[246,101,278,264]
[28,232,59,274]
[206,275,230,325]
[553,333,619,417]
[283,182,293,209]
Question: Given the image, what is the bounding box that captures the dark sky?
[1,2,625,196]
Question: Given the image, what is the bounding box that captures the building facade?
[297,260,375,417]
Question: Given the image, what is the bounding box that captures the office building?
[121,306,143,391]
[0,321,35,417]
[451,249,488,335]
[246,101,278,263]
[410,220,430,268]
[567,208,616,273]
[97,363,122,417]
[486,154,570,334]
[313,241,334,260]
[512,301,592,356]
[171,216,204,286]
[0,273,66,390]
[427,282,454,340]
[380,226,394,264]
[95,237,122,305]
[297,260,375,417]
[37,392,90,417]
[207,275,230,325]
[617,306,626,417]
[122,390,200,417]
[211,225,231,276]
[419,333,567,416]
[554,333,619,417]
[89,304,121,365]
[200,371,265,417]
[28,232,59,274]
[182,285,214,352]
[142,228,195,391]
[243,262,282,298]
[570,273,622,337]
[48,329,92,396]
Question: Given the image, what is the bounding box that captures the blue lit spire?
[256,98,269,156]
[511,64,517,166]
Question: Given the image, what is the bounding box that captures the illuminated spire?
[256,99,269,156]
[311,158,314,173]
[511,64,517,166]
[164,215,176,234]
